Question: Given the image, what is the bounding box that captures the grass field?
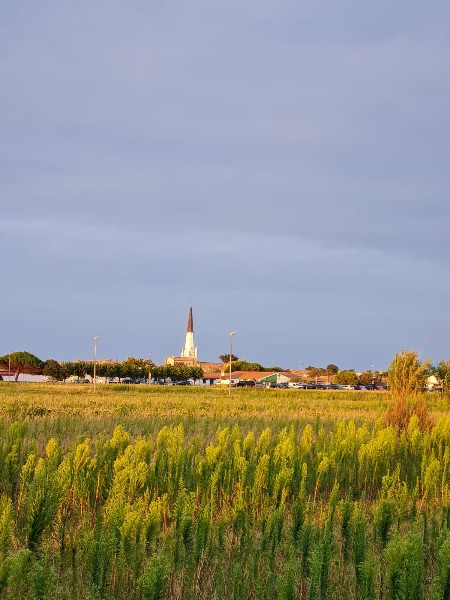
[0,383,449,599]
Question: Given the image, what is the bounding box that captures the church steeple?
[181,306,198,359]
[187,306,194,333]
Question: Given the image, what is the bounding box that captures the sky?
[1,1,449,372]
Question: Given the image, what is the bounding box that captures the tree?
[306,366,326,378]
[71,361,88,379]
[435,359,450,396]
[0,351,44,382]
[326,364,339,374]
[43,359,69,382]
[120,357,148,380]
[223,360,264,373]
[188,366,204,381]
[334,370,359,385]
[359,370,375,386]
[387,350,430,400]
[219,354,239,363]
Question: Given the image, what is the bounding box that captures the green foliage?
[0,495,13,562]
[139,550,170,600]
[436,359,450,397]
[43,359,69,382]
[387,350,431,400]
[0,384,449,598]
[219,353,239,363]
[0,351,44,381]
[26,466,60,552]
[384,531,424,600]
[435,530,450,600]
[225,360,264,373]
[151,364,203,382]
[334,370,359,385]
[28,555,57,600]
[359,370,376,386]
[373,497,396,547]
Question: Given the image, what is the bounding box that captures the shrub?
[387,350,430,400]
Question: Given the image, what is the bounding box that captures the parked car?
[236,380,256,387]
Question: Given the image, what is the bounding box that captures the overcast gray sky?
[1,1,449,371]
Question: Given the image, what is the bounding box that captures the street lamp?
[93,336,100,392]
[148,354,152,384]
[229,332,236,396]
[298,361,304,383]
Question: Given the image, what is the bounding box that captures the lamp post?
[298,360,305,381]
[93,336,100,392]
[148,354,152,384]
[8,351,11,383]
[229,332,236,396]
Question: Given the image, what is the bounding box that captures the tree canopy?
[436,359,450,396]
[334,370,359,385]
[219,354,239,363]
[43,359,69,382]
[151,364,203,382]
[0,351,44,382]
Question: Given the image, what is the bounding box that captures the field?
[0,383,450,599]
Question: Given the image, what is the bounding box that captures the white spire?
[181,306,198,358]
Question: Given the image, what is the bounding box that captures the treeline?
[43,357,203,383]
[0,353,204,383]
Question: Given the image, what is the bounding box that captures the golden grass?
[2,381,447,430]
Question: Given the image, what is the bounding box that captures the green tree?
[436,358,450,396]
[0,351,44,382]
[359,370,375,386]
[71,361,88,379]
[188,366,204,381]
[334,370,359,385]
[326,364,339,374]
[105,361,124,381]
[219,354,239,363]
[43,359,69,382]
[306,366,326,378]
[121,357,148,380]
[224,360,264,373]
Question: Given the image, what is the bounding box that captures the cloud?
[1,1,449,368]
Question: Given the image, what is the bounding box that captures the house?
[219,371,292,385]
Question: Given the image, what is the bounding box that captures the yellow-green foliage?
[0,382,449,599]
[387,350,430,400]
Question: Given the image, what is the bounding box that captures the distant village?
[0,307,444,390]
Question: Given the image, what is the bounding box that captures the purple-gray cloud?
[1,1,449,370]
